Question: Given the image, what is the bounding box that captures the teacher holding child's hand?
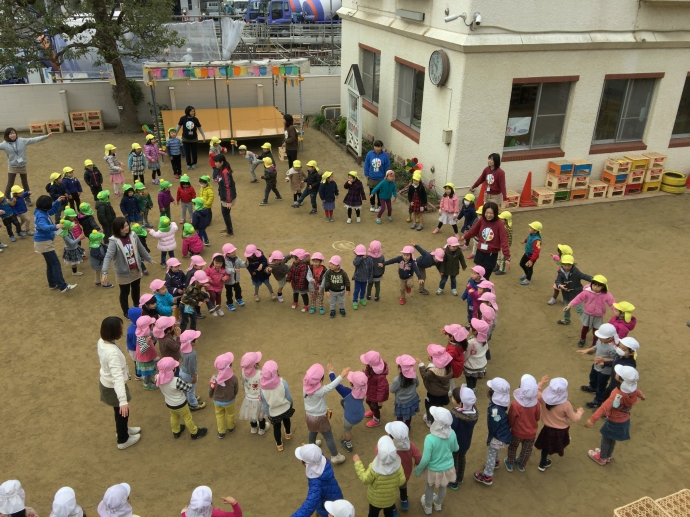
[176,106,206,171]
[462,201,510,280]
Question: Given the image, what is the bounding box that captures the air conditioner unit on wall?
[322,106,341,119]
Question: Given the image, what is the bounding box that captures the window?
[396,63,424,131]
[672,77,690,138]
[593,79,655,143]
[361,49,380,105]
[504,82,571,151]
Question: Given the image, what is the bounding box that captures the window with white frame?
[593,78,655,143]
[504,82,572,150]
[361,49,380,105]
[672,77,690,138]
[396,63,424,131]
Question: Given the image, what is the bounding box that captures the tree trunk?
[110,57,141,133]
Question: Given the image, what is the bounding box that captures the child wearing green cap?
[96,190,116,242]
[148,216,179,266]
[120,184,142,224]
[191,197,211,246]
[182,223,204,257]
[177,175,196,224]
[158,181,174,219]
[89,230,113,287]
[199,176,214,225]
[60,220,85,275]
[77,202,101,237]
[134,182,154,228]
[131,223,151,276]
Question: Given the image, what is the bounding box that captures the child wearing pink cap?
[417,345,453,426]
[205,254,229,316]
[239,351,269,435]
[443,324,468,394]
[260,360,295,451]
[266,250,290,303]
[184,255,207,320]
[433,183,459,237]
[140,293,158,319]
[321,255,350,317]
[180,270,219,331]
[391,355,420,428]
[436,237,467,296]
[245,244,276,302]
[221,243,245,310]
[461,266,485,324]
[382,246,421,305]
[151,278,174,317]
[155,315,181,360]
[412,242,444,295]
[366,240,385,302]
[307,252,326,314]
[360,351,389,428]
[478,293,498,343]
[464,319,489,391]
[165,257,186,298]
[209,352,239,438]
[157,356,208,440]
[179,330,205,411]
[286,250,311,311]
[303,363,350,463]
[135,315,158,390]
[352,245,374,310]
[327,363,367,452]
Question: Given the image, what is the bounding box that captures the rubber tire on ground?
[661,171,687,187]
[660,183,687,194]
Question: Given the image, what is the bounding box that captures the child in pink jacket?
[564,275,615,348]
[433,183,460,237]
[144,135,166,185]
[148,216,178,266]
[205,253,229,316]
[360,350,389,428]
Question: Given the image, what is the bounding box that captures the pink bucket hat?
[135,315,156,337]
[354,244,367,256]
[156,357,179,386]
[139,293,154,307]
[260,360,280,390]
[477,279,494,290]
[303,363,325,396]
[269,250,285,261]
[152,315,176,339]
[368,240,382,258]
[215,352,235,384]
[241,351,263,378]
[222,243,237,255]
[446,236,460,247]
[400,245,415,255]
[347,371,368,400]
[187,255,207,271]
[471,265,485,277]
[329,255,342,266]
[444,324,469,343]
[192,270,209,284]
[298,250,311,261]
[431,248,445,260]
[244,244,260,258]
[471,318,490,343]
[149,278,165,291]
[396,354,417,379]
[426,344,452,369]
[478,292,498,310]
[312,252,324,261]
[166,257,181,268]
[180,329,200,353]
[360,350,385,374]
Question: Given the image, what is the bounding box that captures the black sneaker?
[585,401,600,409]
[227,427,235,433]
[340,439,353,452]
[340,309,346,317]
[218,432,226,439]
[538,459,552,472]
[557,320,570,325]
[577,339,586,348]
[191,427,208,440]
[366,295,371,300]
[494,270,506,275]
[198,314,206,319]
[330,310,336,318]
[374,296,379,302]
[173,424,186,439]
[580,385,595,393]
[447,482,459,491]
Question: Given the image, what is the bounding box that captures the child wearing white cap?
[50,487,83,517]
[292,444,344,517]
[448,386,478,489]
[474,377,512,485]
[602,337,639,401]
[97,483,140,517]
[353,436,406,517]
[325,500,355,517]
[577,323,619,409]
[181,486,241,517]
[0,480,37,517]
[504,375,540,472]
[585,365,645,465]
[384,421,422,511]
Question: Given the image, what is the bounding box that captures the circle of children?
[1,136,646,517]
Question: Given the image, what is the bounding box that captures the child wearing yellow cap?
[407,172,428,230]
[144,134,165,185]
[547,244,574,304]
[259,157,282,206]
[237,144,261,183]
[166,128,184,179]
[343,171,366,223]
[208,136,226,173]
[285,160,306,203]
[62,166,83,211]
[494,210,512,275]
[104,144,124,196]
[83,159,103,201]
[609,302,636,339]
[564,275,616,348]
[518,222,542,286]
[128,143,147,185]
[554,255,592,326]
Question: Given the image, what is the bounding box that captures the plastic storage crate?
[588,180,608,199]
[571,159,592,176]
[531,187,554,206]
[655,489,690,517]
[604,157,632,175]
[614,497,670,517]
[547,160,573,176]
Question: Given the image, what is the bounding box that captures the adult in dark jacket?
[84,160,104,200]
[555,255,593,325]
[291,444,344,517]
[282,114,299,168]
[293,161,321,213]
[213,155,237,236]
[175,105,206,169]
[33,194,75,292]
[96,190,117,242]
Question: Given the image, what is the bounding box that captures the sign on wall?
[345,64,365,156]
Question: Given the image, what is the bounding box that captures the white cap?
[50,487,83,517]
[620,337,640,351]
[594,323,620,344]
[324,500,355,517]
[486,377,510,406]
[615,364,639,394]
[542,377,569,405]
[0,480,25,515]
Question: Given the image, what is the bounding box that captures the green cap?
[79,202,94,216]
[183,222,195,237]
[192,197,205,211]
[97,190,110,201]
[134,181,146,191]
[89,230,105,248]
[63,208,77,219]
[159,180,172,191]
[123,183,133,192]
[180,174,191,183]
[199,175,211,184]
[131,223,148,237]
[59,219,74,236]
[158,216,171,232]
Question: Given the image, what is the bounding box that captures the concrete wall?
[0,72,341,131]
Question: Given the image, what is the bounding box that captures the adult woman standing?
[1,127,52,202]
[462,201,510,280]
[33,194,77,292]
[283,114,299,169]
[98,317,141,450]
[176,106,206,170]
[101,217,154,317]
[470,153,507,208]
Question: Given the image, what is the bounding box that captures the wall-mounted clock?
[429,49,449,87]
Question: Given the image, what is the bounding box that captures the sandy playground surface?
[1,127,689,517]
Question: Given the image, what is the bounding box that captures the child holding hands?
[353,436,406,517]
[474,377,512,486]
[504,375,540,472]
[327,363,367,452]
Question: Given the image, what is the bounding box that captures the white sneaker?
[117,433,141,450]
[331,453,346,464]
[315,439,322,446]
[216,308,225,316]
[451,289,458,296]
[211,312,218,317]
[420,495,432,515]
[433,495,442,512]
[128,427,141,435]
[346,218,352,224]
[61,284,77,292]
[547,297,556,305]
[72,271,83,276]
[422,414,432,428]
[258,422,270,435]
[369,206,376,212]
[251,426,258,434]
[356,217,361,223]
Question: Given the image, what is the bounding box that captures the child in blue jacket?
[119,184,142,223]
[318,171,339,222]
[474,377,512,486]
[291,444,344,517]
[151,278,175,317]
[327,363,367,453]
[363,140,390,211]
[9,186,32,235]
[461,266,485,324]
[62,166,83,210]
[457,193,477,234]
[370,170,397,224]
[0,192,23,241]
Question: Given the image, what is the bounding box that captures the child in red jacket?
[360,350,389,428]
[505,374,541,472]
[181,223,204,257]
[176,174,196,224]
[384,421,421,512]
[442,324,468,395]
[205,253,229,316]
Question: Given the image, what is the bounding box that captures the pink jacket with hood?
[205,254,228,292]
[569,286,615,318]
[148,223,178,252]
[439,194,459,215]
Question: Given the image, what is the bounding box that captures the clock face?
[428,50,448,86]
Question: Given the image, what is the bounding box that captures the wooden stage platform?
[162,107,285,141]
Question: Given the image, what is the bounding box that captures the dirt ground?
[1,127,689,517]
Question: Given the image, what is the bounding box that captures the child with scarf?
[158,180,175,218]
[182,223,204,258]
[577,322,620,409]
[505,375,540,472]
[260,157,282,206]
[407,171,428,230]
[198,175,214,224]
[135,315,158,390]
[307,252,326,314]
[151,278,174,317]
[134,182,154,228]
[62,166,83,210]
[292,444,344,517]
[383,246,422,305]
[418,345,453,427]
[148,216,178,265]
[177,174,196,223]
[239,351,269,435]
[318,171,339,221]
[535,376,584,472]
[205,253,229,316]
[209,352,239,438]
[89,231,113,287]
[609,301,636,338]
[449,386,478,489]
[327,363,367,452]
[60,220,85,275]
[222,243,245,310]
[518,221,542,286]
[547,243,573,304]
[144,134,165,184]
[353,436,406,517]
[321,255,350,318]
[391,355,420,428]
[303,363,349,464]
[461,265,485,324]
[287,249,311,311]
[464,319,489,390]
[285,159,307,203]
[179,329,205,411]
[554,255,592,325]
[83,158,103,200]
[385,421,422,511]
[260,360,295,451]
[366,240,385,301]
[443,324,468,394]
[564,274,615,348]
[245,244,275,302]
[95,190,116,241]
[157,356,208,439]
[128,143,147,184]
[414,406,458,515]
[360,350,389,429]
[191,197,211,246]
[412,243,444,295]
[343,170,367,223]
[436,236,467,296]
[352,244,374,310]
[474,377,512,486]
[584,365,645,465]
[494,210,513,275]
[181,486,241,517]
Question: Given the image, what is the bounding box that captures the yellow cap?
[262,157,273,166]
[476,205,483,215]
[293,160,302,168]
[613,301,635,322]
[261,142,272,149]
[348,170,358,178]
[557,244,573,256]
[592,274,607,286]
[10,185,24,194]
[238,145,247,150]
[444,182,455,189]
[131,143,142,150]
[560,254,574,265]
[464,193,475,202]
[145,134,155,141]
[498,211,512,227]
[84,159,93,166]
[0,192,4,198]
[321,171,333,182]
[62,166,74,174]
[306,160,319,171]
[528,221,543,232]
[104,144,116,152]
[412,171,422,181]
[50,172,62,181]
[210,136,221,144]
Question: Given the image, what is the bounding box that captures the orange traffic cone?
[519,171,537,207]
[476,182,486,208]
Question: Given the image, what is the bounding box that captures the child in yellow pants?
[210,352,239,438]
[157,357,208,440]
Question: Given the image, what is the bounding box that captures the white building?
[338,0,690,192]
